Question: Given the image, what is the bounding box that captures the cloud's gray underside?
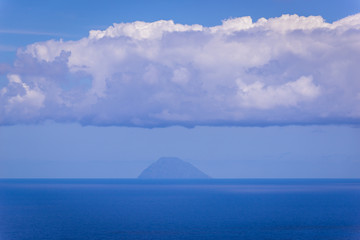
[1,14,360,127]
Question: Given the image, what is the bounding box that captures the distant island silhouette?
[138,157,210,179]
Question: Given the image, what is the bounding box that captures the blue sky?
[0,0,359,178]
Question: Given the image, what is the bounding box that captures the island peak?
[138,157,210,179]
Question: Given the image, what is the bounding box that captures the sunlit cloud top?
[1,13,360,127]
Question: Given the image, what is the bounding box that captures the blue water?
[0,179,360,240]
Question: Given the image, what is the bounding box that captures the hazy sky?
[0,0,359,178]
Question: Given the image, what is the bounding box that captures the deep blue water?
[0,179,360,240]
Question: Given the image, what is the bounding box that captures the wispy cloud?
[1,14,360,127]
[0,44,17,52]
[0,29,73,37]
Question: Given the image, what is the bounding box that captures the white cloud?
[89,20,203,40]
[2,75,45,119]
[6,74,45,109]
[236,76,320,109]
[171,67,190,85]
[1,14,360,127]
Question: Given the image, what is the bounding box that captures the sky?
[0,0,360,178]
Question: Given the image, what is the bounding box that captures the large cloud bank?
[1,14,360,127]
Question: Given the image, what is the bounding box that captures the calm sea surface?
[0,179,360,240]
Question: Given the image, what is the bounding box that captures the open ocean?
[0,179,360,240]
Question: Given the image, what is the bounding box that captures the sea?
[0,179,360,240]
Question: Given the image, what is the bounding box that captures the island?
[138,157,210,179]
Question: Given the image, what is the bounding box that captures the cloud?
[1,14,360,127]
[1,74,45,120]
[0,29,73,37]
[0,44,17,52]
[236,76,320,109]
